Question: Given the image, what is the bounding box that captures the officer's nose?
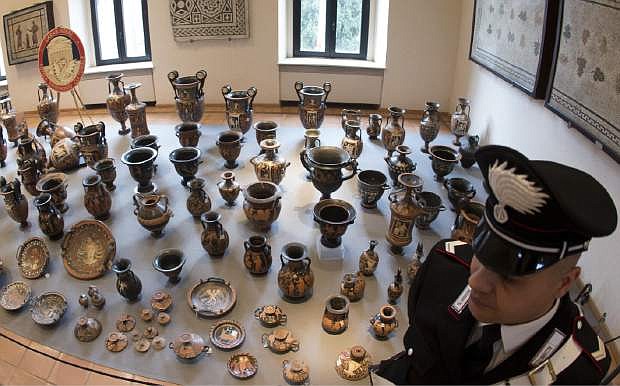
[469,256,498,295]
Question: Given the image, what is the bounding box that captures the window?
[293,0,370,60]
[90,0,151,66]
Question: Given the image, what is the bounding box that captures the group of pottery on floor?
[0,72,484,383]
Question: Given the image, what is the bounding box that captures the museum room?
[0,0,618,384]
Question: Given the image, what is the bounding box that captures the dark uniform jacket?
[375,240,611,385]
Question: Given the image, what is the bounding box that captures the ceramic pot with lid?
[254,304,287,327]
[340,272,365,302]
[282,359,310,385]
[262,328,299,353]
[169,332,212,362]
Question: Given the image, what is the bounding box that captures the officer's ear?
[555,254,581,298]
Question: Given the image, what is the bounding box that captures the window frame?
[292,0,370,60]
[89,0,152,66]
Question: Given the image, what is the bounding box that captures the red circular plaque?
[38,27,85,92]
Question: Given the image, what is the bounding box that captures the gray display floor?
[0,112,486,384]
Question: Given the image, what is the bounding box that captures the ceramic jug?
[37,82,59,124]
[133,193,173,237]
[243,235,272,275]
[381,106,406,155]
[105,73,131,135]
[186,178,211,218]
[82,174,112,220]
[200,211,229,257]
[112,258,142,301]
[278,243,314,300]
[34,193,64,240]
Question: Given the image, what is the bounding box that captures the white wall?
[1,0,462,112]
[452,0,620,343]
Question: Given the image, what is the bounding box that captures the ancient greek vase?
[294,81,331,130]
[0,98,19,146]
[356,170,390,209]
[93,158,117,192]
[121,147,158,194]
[75,121,108,167]
[429,145,461,181]
[300,129,321,180]
[282,359,309,385]
[386,173,426,254]
[278,243,314,300]
[419,101,440,153]
[243,235,272,275]
[250,139,290,185]
[186,177,211,218]
[387,269,404,303]
[322,295,350,334]
[35,172,69,213]
[369,304,399,339]
[82,174,112,220]
[216,130,243,169]
[444,177,476,211]
[200,211,229,257]
[341,109,361,133]
[105,73,131,135]
[16,136,46,195]
[125,83,149,139]
[450,97,471,146]
[243,181,282,230]
[168,70,207,123]
[407,242,423,282]
[49,138,80,171]
[133,193,173,237]
[254,121,277,145]
[175,122,201,147]
[340,272,365,302]
[384,145,416,187]
[0,178,29,228]
[459,134,480,169]
[34,193,64,240]
[112,258,142,301]
[366,113,382,139]
[169,147,202,187]
[37,82,59,124]
[222,84,257,135]
[381,106,406,156]
[341,119,363,166]
[359,240,379,276]
[313,199,356,248]
[451,201,485,244]
[300,146,357,200]
[415,191,446,229]
[217,171,241,206]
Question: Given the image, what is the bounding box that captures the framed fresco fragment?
[3,1,54,65]
[469,0,559,98]
[545,0,620,163]
[169,0,250,41]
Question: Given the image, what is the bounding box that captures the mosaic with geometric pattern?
[169,0,249,41]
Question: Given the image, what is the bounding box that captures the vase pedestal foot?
[316,237,344,261]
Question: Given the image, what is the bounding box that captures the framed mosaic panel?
[469,0,559,98]
[3,1,54,65]
[545,0,620,162]
[169,0,249,41]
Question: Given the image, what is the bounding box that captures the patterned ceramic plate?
[187,277,236,318]
[61,220,116,280]
[30,291,67,325]
[16,237,49,279]
[209,320,245,350]
[0,281,32,311]
[227,353,257,379]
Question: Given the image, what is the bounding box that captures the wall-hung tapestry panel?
[169,0,249,41]
[3,1,54,65]
[545,0,620,162]
[469,0,559,98]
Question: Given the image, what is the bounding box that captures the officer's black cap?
[471,145,617,276]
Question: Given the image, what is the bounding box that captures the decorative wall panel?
[3,1,54,65]
[169,0,249,41]
[545,0,620,162]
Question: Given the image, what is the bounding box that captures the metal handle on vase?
[322,82,332,104]
[294,81,304,103]
[247,86,257,109]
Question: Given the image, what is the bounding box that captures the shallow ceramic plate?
[187,277,236,318]
[209,320,245,350]
[0,281,32,311]
[16,237,49,279]
[61,220,116,280]
[227,353,257,379]
[30,292,67,326]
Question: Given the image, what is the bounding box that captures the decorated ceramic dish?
[151,290,173,312]
[61,220,116,280]
[0,281,32,311]
[227,353,258,379]
[30,292,67,326]
[209,320,245,350]
[187,277,236,318]
[16,237,49,279]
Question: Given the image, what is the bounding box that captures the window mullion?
[114,0,126,60]
[326,0,337,56]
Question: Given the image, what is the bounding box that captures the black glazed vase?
[112,258,142,301]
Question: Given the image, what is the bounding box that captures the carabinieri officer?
[374,145,617,384]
